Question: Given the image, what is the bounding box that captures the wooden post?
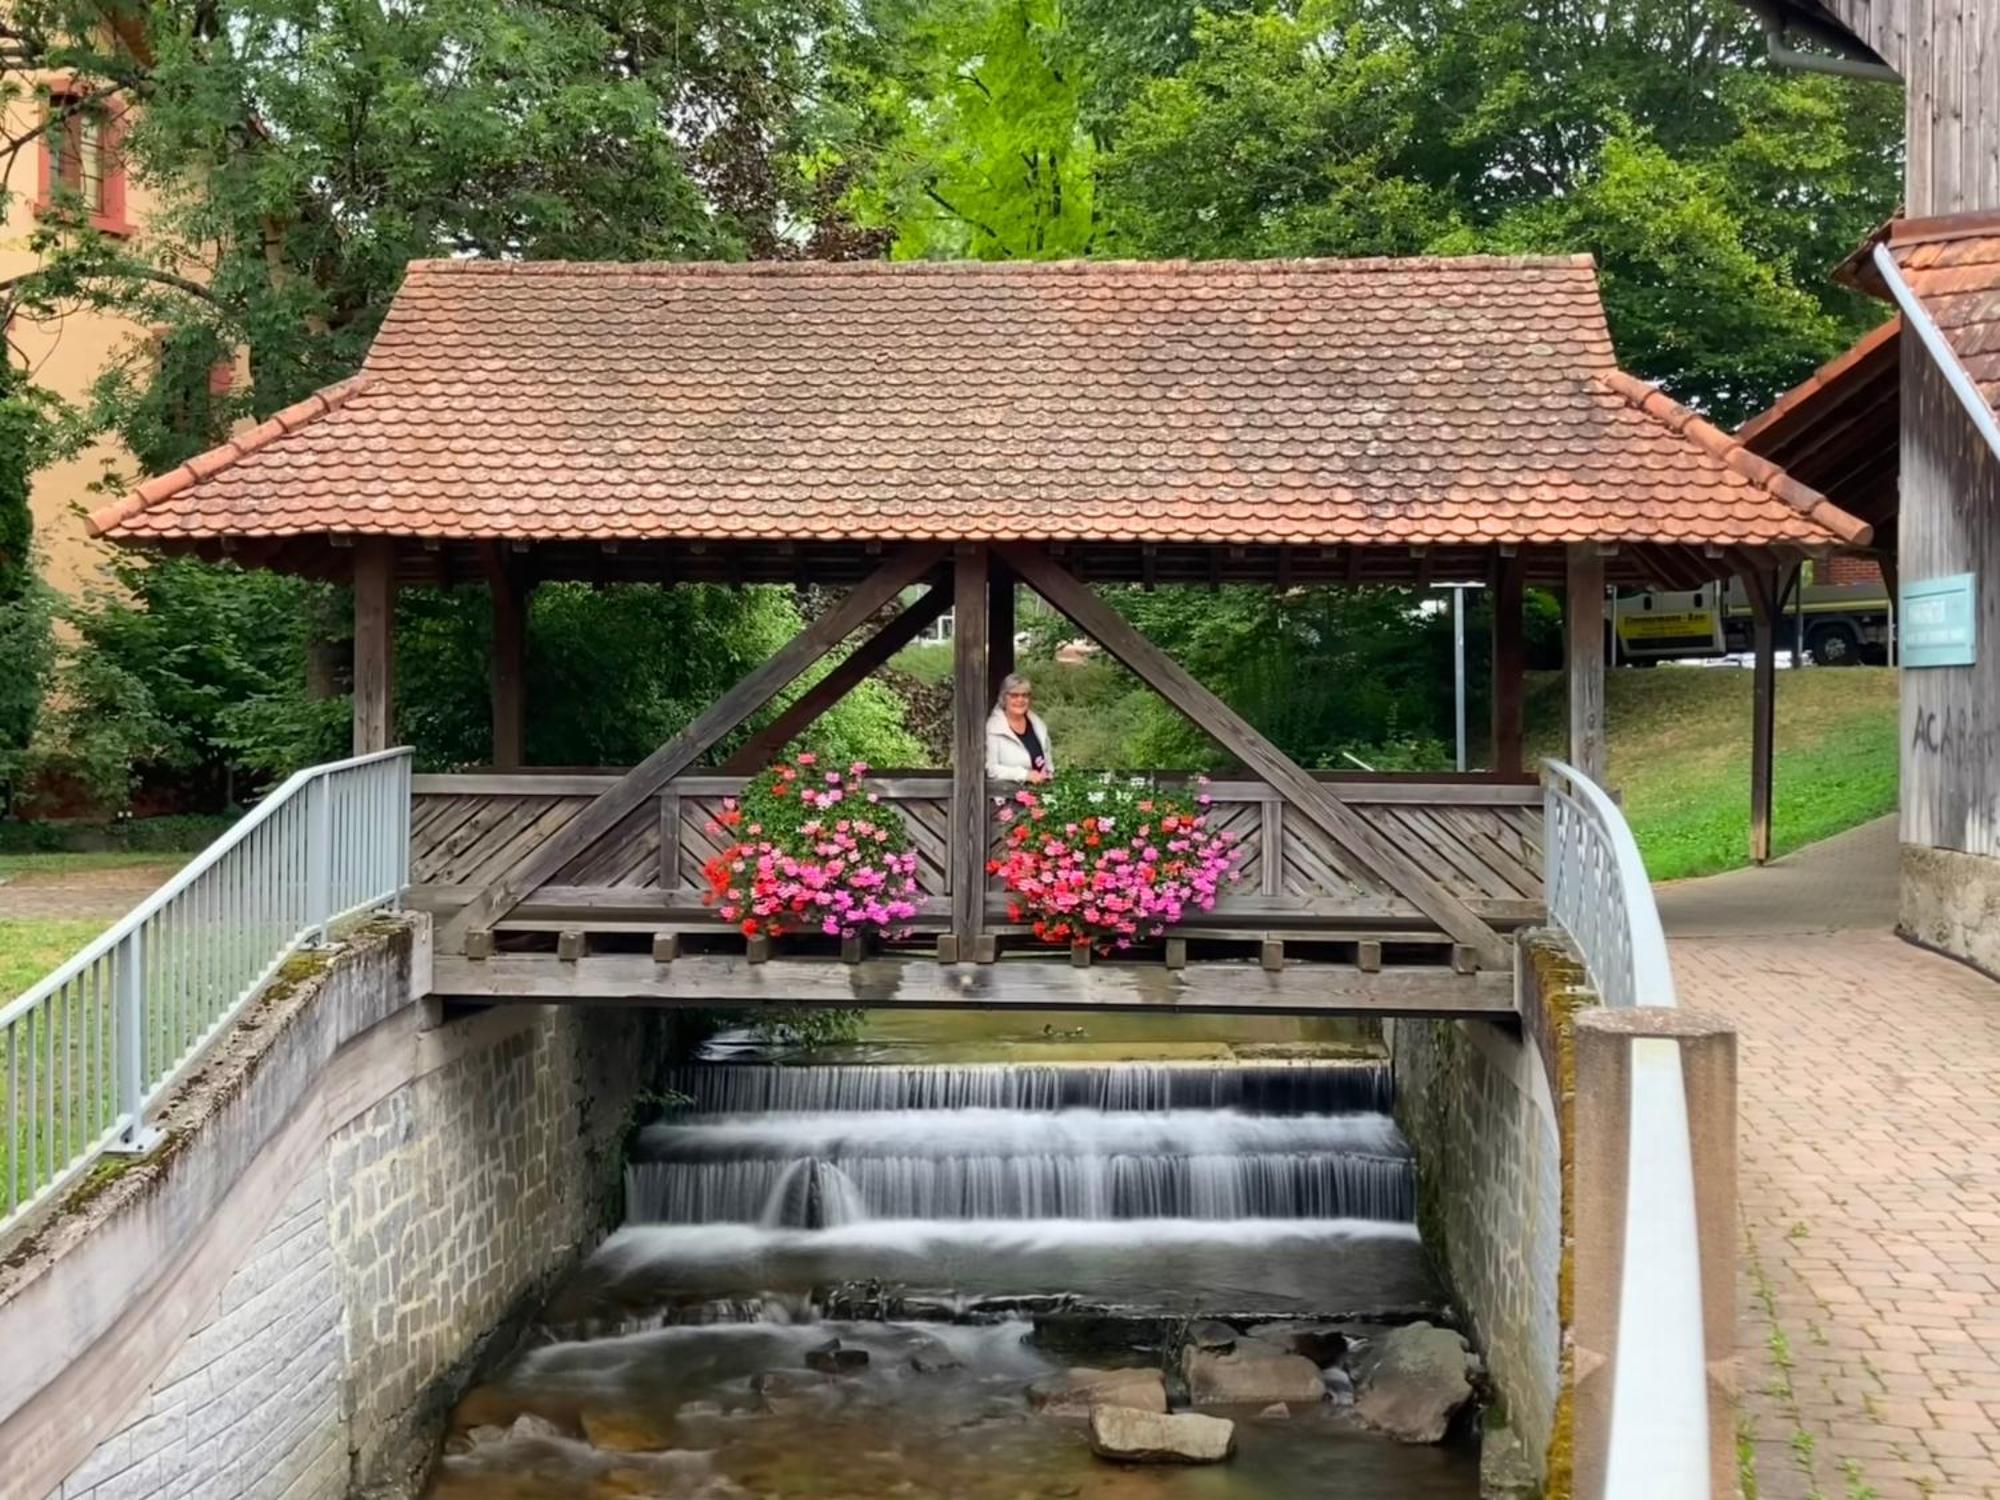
[1565,543,1606,785]
[1744,570,1782,865]
[951,546,993,961]
[987,559,1016,705]
[1491,552,1526,776]
[480,543,527,770]
[352,537,397,754]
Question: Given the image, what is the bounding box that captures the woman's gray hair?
[993,672,1034,715]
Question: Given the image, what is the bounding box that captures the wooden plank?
[658,793,683,892]
[480,541,527,770]
[1001,544,1510,968]
[351,537,396,755]
[721,582,949,772]
[951,546,990,954]
[1491,551,1526,776]
[1565,543,1606,785]
[413,773,624,796]
[439,543,948,946]
[1744,570,1782,866]
[431,953,1518,1016]
[1259,800,1283,898]
[987,559,1017,703]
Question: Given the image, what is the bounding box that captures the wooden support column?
[1565,543,1606,785]
[480,543,527,770]
[723,582,950,772]
[1744,570,1783,865]
[442,543,949,946]
[986,559,1016,705]
[1491,551,1526,776]
[950,545,993,962]
[352,537,397,754]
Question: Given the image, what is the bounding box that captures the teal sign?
[1902,573,1978,668]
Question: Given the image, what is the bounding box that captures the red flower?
[740,918,760,937]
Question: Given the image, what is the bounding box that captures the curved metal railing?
[1542,758,1677,1011]
[1,748,412,1236]
[1543,758,1708,1497]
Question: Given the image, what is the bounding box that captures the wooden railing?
[409,770,1544,946]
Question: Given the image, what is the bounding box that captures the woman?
[986,673,1055,783]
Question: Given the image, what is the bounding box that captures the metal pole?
[1452,585,1468,773]
[108,930,160,1154]
[307,772,333,944]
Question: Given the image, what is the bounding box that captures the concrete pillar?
[1570,1007,1737,1500]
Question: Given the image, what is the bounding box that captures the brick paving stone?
[1663,819,2000,1500]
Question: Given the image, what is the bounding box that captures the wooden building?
[1737,0,2000,972]
[87,256,1863,1013]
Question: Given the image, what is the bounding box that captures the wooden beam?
[721,582,949,772]
[1744,570,1783,865]
[952,546,992,960]
[1491,551,1526,777]
[1565,543,1606,785]
[440,543,949,946]
[479,542,527,770]
[430,952,1517,1016]
[986,558,1017,704]
[352,537,397,754]
[999,544,1509,968]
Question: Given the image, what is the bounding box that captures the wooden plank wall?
[1902,0,2000,216]
[1900,337,2000,855]
[409,774,1545,926]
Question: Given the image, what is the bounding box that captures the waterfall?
[658,1061,1394,1115]
[628,1063,1415,1230]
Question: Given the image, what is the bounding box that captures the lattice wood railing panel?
[410,773,1543,928]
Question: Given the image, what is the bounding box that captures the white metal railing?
[1542,757,1708,1496]
[1,748,412,1235]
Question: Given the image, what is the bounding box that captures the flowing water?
[431,1040,1479,1500]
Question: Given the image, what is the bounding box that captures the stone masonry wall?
[56,1173,347,1500]
[328,1004,661,1497]
[25,922,664,1500]
[1390,1000,1565,1485]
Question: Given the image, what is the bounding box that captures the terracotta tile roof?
[90,256,1865,550]
[1883,214,2000,414]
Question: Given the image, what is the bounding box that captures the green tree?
[0,365,57,808]
[1097,0,1901,422]
[839,0,1099,259]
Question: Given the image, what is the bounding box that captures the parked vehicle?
[1611,563,1891,666]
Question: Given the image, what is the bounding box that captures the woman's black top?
[1014,719,1046,771]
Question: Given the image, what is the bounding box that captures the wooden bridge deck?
[412,769,1542,1015]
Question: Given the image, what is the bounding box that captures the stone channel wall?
[0,918,665,1500]
[1388,934,1588,1493]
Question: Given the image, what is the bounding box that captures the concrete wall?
[1387,935,1585,1492]
[0,919,665,1500]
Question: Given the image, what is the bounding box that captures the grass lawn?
[0,919,109,997]
[0,851,201,878]
[1529,665,1900,881]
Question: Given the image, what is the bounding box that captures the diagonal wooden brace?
[721,578,949,772]
[999,543,1510,969]
[440,543,949,947]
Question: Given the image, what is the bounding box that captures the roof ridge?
[1593,370,1873,548]
[401,253,1598,279]
[86,374,372,539]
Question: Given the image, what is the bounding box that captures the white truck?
[1611,566,1892,667]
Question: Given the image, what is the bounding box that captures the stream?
[427,1013,1481,1499]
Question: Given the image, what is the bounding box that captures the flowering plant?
[701,754,921,940]
[987,771,1242,951]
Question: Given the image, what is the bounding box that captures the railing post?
[107,929,161,1155]
[307,771,333,943]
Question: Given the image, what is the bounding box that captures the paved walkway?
[0,860,184,921]
[1662,818,2000,1499]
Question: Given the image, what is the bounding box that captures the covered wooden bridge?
[89,256,1867,1015]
